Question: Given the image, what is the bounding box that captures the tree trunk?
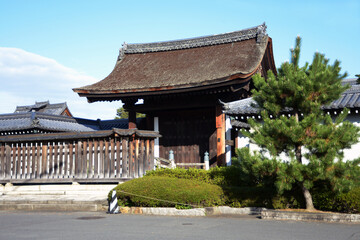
[295,111,315,210]
[301,184,315,211]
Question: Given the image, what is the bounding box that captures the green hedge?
[111,176,226,208]
[110,167,359,213]
[312,187,360,213]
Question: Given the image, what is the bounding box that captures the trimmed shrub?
[145,168,212,184]
[111,176,225,208]
[334,187,360,213]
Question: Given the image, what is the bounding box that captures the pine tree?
[242,37,360,210]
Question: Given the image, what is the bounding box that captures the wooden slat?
[15,145,21,179]
[99,140,104,178]
[48,144,54,178]
[67,142,73,178]
[144,139,150,173]
[5,145,11,179]
[116,140,121,178]
[42,145,48,178]
[149,139,154,171]
[110,138,115,178]
[88,141,93,178]
[36,144,41,178]
[128,138,134,178]
[53,143,59,178]
[75,142,81,178]
[94,140,99,178]
[104,139,109,178]
[25,144,31,179]
[82,141,87,178]
[58,143,64,178]
[0,132,158,183]
[31,145,36,178]
[134,139,139,178]
[0,144,4,179]
[138,140,144,177]
[121,138,128,178]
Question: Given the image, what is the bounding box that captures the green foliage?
[112,176,225,207]
[145,167,212,184]
[115,107,145,119]
[335,187,360,213]
[241,36,360,209]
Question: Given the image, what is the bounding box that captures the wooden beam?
[216,105,225,166]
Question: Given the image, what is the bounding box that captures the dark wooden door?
[158,109,216,165]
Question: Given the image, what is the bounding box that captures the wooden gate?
[0,129,160,184]
[158,109,216,167]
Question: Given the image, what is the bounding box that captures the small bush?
[335,187,360,213]
[145,168,212,184]
[111,176,225,208]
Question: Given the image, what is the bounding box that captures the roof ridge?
[118,23,267,57]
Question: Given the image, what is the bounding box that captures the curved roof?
[74,24,273,102]
[0,112,138,134]
[15,101,72,116]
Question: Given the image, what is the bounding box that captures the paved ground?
[0,211,359,240]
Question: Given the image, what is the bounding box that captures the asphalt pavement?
[0,211,359,240]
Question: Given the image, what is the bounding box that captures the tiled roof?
[0,113,134,134]
[223,79,360,116]
[15,101,70,116]
[73,24,275,102]
[124,23,267,54]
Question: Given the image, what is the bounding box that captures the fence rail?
[0,129,160,184]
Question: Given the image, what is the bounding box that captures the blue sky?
[0,0,359,119]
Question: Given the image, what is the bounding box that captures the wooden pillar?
[128,110,136,129]
[124,100,137,129]
[215,105,225,166]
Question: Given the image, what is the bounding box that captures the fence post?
[169,150,176,169]
[204,151,209,170]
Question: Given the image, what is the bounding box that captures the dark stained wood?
[94,140,99,178]
[129,138,134,178]
[149,139,154,171]
[75,142,79,178]
[5,145,11,179]
[104,139,109,178]
[144,140,149,172]
[88,141,93,178]
[116,140,121,178]
[0,130,157,183]
[67,142,72,178]
[16,145,20,179]
[0,145,5,179]
[58,143,63,178]
[122,138,128,178]
[158,108,215,166]
[110,138,115,178]
[48,144,53,178]
[138,140,144,177]
[134,139,139,178]
[128,110,137,129]
[99,140,104,178]
[42,145,48,178]
[26,144,31,179]
[82,141,87,178]
[36,144,41,178]
[31,145,36,178]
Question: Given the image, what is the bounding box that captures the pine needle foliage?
[241,37,360,210]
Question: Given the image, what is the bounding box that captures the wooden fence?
[0,129,160,184]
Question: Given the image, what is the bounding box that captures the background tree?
[115,107,145,119]
[240,37,360,210]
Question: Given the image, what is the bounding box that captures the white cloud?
[0,47,121,119]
